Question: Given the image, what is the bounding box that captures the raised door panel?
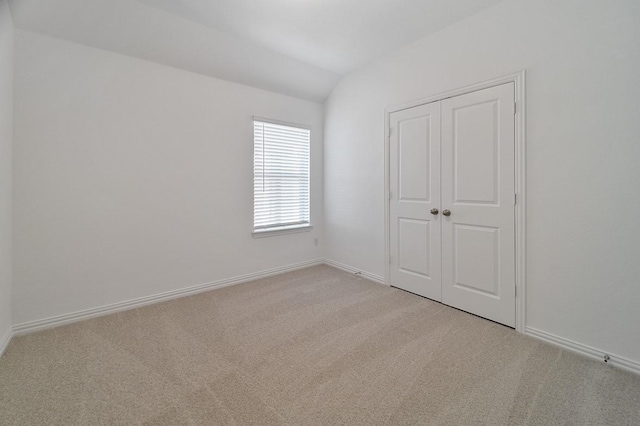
[453,100,499,205]
[398,218,431,278]
[453,224,500,297]
[399,116,431,202]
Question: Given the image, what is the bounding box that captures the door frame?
[384,71,527,333]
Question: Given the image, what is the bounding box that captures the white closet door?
[389,102,442,300]
[441,83,516,327]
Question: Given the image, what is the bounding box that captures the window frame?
[252,116,313,238]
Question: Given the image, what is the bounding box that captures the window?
[253,119,311,235]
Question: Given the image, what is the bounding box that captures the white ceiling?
[9,0,502,102]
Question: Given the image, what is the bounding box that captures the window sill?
[252,225,313,238]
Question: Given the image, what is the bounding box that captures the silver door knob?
[442,209,451,216]
[430,208,439,215]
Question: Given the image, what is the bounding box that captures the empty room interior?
[1,0,640,424]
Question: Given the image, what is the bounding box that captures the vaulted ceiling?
[9,0,502,102]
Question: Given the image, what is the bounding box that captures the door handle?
[430,208,439,215]
[442,209,451,216]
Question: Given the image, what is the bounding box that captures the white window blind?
[254,119,310,232]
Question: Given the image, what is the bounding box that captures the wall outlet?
[314,237,319,246]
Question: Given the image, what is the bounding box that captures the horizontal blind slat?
[254,120,310,231]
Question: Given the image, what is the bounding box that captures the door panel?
[398,218,431,278]
[389,103,441,300]
[453,100,499,205]
[399,117,431,201]
[453,224,500,297]
[441,83,516,327]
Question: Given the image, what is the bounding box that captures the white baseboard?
[0,328,12,358]
[525,327,640,375]
[323,258,386,285]
[13,259,638,377]
[12,258,324,336]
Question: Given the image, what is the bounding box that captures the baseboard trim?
[525,327,640,375]
[323,258,386,285]
[8,261,640,377]
[0,329,12,358]
[12,258,324,336]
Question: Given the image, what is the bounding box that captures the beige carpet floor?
[1,265,639,425]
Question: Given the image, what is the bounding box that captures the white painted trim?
[386,72,524,114]
[0,329,12,359]
[514,71,527,334]
[384,71,527,332]
[8,257,640,377]
[12,259,324,336]
[526,327,640,376]
[323,258,386,285]
[252,225,313,238]
[384,103,392,301]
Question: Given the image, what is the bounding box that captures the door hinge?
[514,193,517,205]
[515,285,517,297]
[388,127,392,138]
[514,102,517,115]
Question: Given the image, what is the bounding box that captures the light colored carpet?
[1,265,639,425]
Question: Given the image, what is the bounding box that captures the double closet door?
[389,83,516,327]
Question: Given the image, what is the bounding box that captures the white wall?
[13,30,324,325]
[324,0,640,364]
[0,0,13,346]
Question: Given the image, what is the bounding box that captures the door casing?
[384,71,526,333]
